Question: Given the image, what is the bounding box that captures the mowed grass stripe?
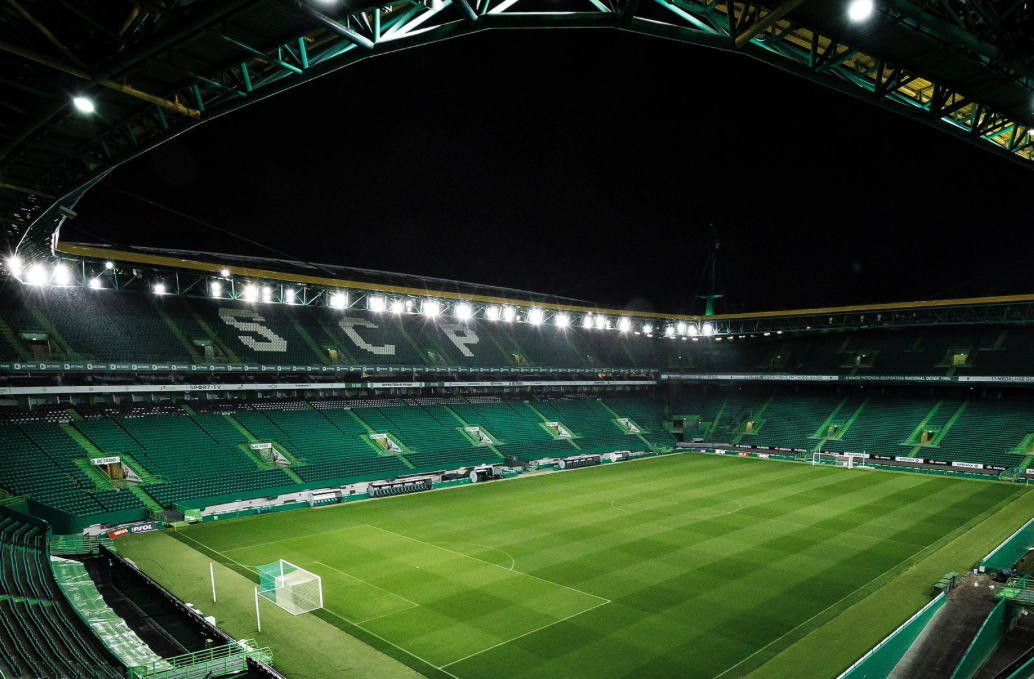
[136,454,1029,679]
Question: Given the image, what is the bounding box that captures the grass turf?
[118,453,1034,679]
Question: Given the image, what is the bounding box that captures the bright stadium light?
[52,264,70,286]
[422,299,440,317]
[153,282,166,295]
[676,322,687,335]
[582,314,593,329]
[454,302,472,320]
[594,315,607,330]
[848,0,874,22]
[643,323,653,334]
[703,322,714,336]
[330,292,347,309]
[555,313,570,328]
[485,305,501,321]
[88,278,102,289]
[72,96,95,114]
[5,256,22,276]
[688,324,699,337]
[211,281,222,297]
[528,308,544,325]
[501,306,516,323]
[618,318,631,332]
[104,261,114,270]
[368,295,386,313]
[220,268,231,278]
[665,326,675,337]
[26,264,47,286]
[285,288,296,304]
[243,284,259,302]
[261,286,273,302]
[391,299,405,314]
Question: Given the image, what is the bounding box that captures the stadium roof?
[2,0,1034,261]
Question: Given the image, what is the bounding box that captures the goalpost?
[256,560,323,616]
[812,452,858,468]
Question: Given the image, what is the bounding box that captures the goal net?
[257,560,323,615]
[812,452,858,468]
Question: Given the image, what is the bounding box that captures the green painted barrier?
[837,593,946,679]
[982,516,1034,573]
[1005,651,1034,679]
[950,599,1014,679]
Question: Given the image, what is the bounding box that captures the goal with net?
[256,560,323,615]
[811,452,866,468]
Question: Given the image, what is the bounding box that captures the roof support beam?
[735,0,808,48]
[305,9,376,50]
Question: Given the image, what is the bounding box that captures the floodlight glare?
[848,0,874,22]
[104,261,114,270]
[243,284,259,302]
[391,299,404,314]
[220,268,231,278]
[285,288,295,303]
[618,318,631,332]
[528,309,544,325]
[72,96,95,114]
[485,305,501,321]
[88,278,102,289]
[643,323,653,334]
[676,322,687,335]
[665,326,675,337]
[211,281,222,297]
[703,322,714,336]
[555,313,570,328]
[594,315,607,330]
[369,295,386,313]
[52,264,70,286]
[582,314,593,329]
[501,306,516,323]
[330,292,347,309]
[262,286,273,302]
[26,264,47,286]
[422,299,440,317]
[5,256,22,276]
[153,282,166,295]
[455,302,472,320]
[687,324,699,337]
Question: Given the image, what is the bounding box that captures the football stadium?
[4,1,1034,679]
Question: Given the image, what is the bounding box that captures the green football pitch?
[118,454,1034,679]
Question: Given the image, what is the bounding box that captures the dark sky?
[68,29,1028,315]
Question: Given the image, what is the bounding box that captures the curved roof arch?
[3,0,1034,261]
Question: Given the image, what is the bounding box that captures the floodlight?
[104,261,114,270]
[847,0,874,22]
[594,315,607,330]
[26,264,47,286]
[5,256,22,276]
[72,96,95,114]
[52,264,70,286]
[211,281,222,297]
[391,299,404,314]
[153,282,166,295]
[528,308,544,325]
[582,314,593,329]
[501,306,516,322]
[454,302,472,320]
[676,322,687,335]
[688,324,699,337]
[88,278,102,289]
[369,295,386,313]
[243,284,259,302]
[220,268,231,278]
[285,288,295,304]
[763,332,771,337]
[665,326,675,337]
[330,292,347,309]
[703,322,714,336]
[555,313,570,328]
[618,318,631,332]
[262,286,273,302]
[643,323,653,334]
[422,299,440,317]
[485,305,501,321]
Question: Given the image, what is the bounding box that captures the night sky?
[68,29,1029,315]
